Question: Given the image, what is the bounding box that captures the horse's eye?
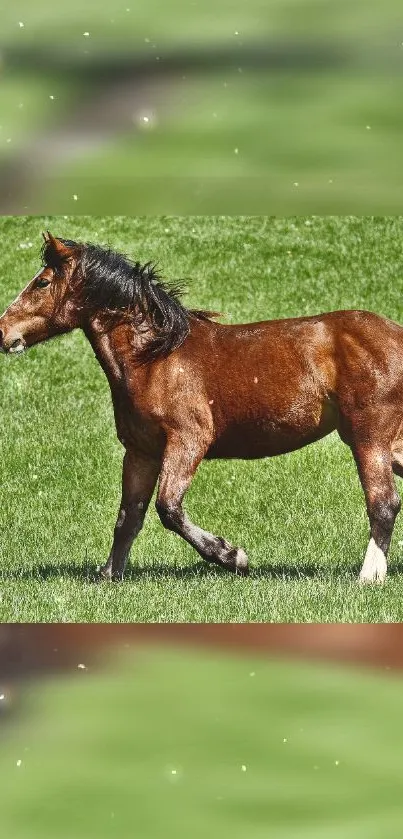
[36,278,50,289]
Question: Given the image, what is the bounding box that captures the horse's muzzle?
[0,329,26,355]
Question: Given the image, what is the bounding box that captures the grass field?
[3,646,403,838]
[1,215,403,621]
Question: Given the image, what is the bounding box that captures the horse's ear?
[44,232,73,260]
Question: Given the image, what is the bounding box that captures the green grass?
[1,215,403,621]
[3,647,403,837]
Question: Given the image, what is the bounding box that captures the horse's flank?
[84,307,401,461]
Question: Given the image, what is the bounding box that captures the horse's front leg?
[99,450,160,581]
[155,433,249,575]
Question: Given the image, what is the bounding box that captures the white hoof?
[235,548,249,574]
[359,538,387,585]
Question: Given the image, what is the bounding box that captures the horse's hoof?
[227,547,249,576]
[358,572,386,586]
[96,566,113,583]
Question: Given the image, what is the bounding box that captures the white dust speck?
[328,179,333,183]
[334,760,340,766]
[144,38,150,43]
[83,31,90,37]
[0,694,5,700]
[234,31,239,35]
[366,125,371,130]
[165,764,182,781]
[208,399,214,405]
[253,376,258,384]
[241,764,247,772]
[249,671,255,677]
[18,21,24,28]
[178,367,184,373]
[164,228,169,232]
[134,110,157,129]
[293,182,299,187]
[234,148,239,154]
[16,759,22,767]
[77,663,86,670]
[49,95,55,100]
[283,738,287,743]
[73,194,78,201]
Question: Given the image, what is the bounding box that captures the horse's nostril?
[8,338,25,354]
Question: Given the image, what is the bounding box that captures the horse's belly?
[206,399,337,459]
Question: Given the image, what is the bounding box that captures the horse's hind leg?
[155,435,249,575]
[353,444,401,584]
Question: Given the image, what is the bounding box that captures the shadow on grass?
[3,557,403,583]
[0,561,215,583]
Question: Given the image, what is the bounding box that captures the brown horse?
[2,624,403,686]
[1,232,403,584]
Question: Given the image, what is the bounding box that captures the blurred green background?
[1,0,402,213]
[2,646,403,838]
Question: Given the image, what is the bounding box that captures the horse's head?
[0,233,80,354]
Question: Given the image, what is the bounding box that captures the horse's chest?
[111,390,164,455]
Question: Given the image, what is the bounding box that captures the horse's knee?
[156,500,182,531]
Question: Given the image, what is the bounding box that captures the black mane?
[42,238,216,361]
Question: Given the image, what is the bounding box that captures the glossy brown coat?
[1,233,403,583]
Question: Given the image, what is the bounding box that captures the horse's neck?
[83,317,142,389]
